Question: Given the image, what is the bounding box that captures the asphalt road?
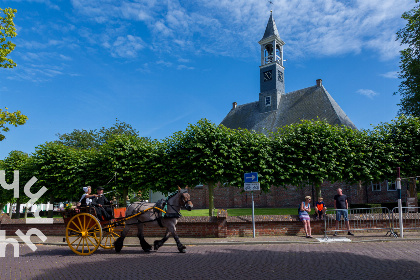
[1,241,420,280]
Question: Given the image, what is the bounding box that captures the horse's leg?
[114,224,131,253]
[137,223,152,252]
[153,229,170,251]
[166,222,186,253]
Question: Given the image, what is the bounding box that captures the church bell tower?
[259,11,285,112]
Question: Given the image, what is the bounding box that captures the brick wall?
[3,213,416,238]
[188,180,406,209]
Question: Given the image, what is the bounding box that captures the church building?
[221,12,357,132]
[187,12,403,210]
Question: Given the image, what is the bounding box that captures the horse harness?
[127,192,187,227]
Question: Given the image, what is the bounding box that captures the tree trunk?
[24,202,29,219]
[12,198,21,219]
[8,203,13,217]
[208,182,214,216]
[122,186,128,207]
[314,182,321,200]
[0,203,4,214]
[48,193,54,218]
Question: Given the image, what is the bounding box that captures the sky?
[0,0,417,159]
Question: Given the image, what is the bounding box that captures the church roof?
[220,84,357,133]
[260,12,280,41]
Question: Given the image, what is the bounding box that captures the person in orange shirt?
[315,197,327,220]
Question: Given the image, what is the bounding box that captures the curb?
[6,237,420,247]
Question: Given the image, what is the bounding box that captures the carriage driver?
[91,186,112,221]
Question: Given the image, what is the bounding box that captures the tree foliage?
[0,107,28,141]
[56,119,139,149]
[0,7,17,68]
[2,117,420,216]
[1,151,34,218]
[396,1,420,116]
[1,8,28,140]
[373,115,420,178]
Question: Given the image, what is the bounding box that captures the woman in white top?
[79,186,97,206]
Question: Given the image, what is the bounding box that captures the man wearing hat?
[91,187,112,221]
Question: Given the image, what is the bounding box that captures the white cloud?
[177,65,194,70]
[9,0,60,10]
[103,35,145,58]
[68,0,416,61]
[380,71,399,79]
[357,89,379,99]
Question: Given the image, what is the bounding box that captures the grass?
[180,208,297,216]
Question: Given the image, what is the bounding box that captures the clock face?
[278,70,284,82]
[263,70,272,81]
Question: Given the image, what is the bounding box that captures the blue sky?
[0,0,416,159]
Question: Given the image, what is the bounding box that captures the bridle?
[166,191,193,217]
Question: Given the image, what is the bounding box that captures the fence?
[391,207,420,237]
[323,207,396,239]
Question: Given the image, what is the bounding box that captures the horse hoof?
[114,237,125,253]
[178,245,186,253]
[153,240,160,251]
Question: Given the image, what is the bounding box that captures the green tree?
[0,107,28,141]
[395,1,420,116]
[1,151,34,218]
[161,119,242,216]
[96,134,157,206]
[56,119,139,149]
[274,120,348,197]
[0,7,16,68]
[33,142,90,217]
[373,115,420,178]
[1,8,27,140]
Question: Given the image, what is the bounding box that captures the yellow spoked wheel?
[65,213,102,256]
[100,223,123,249]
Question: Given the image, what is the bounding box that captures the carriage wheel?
[65,213,102,256]
[99,223,123,249]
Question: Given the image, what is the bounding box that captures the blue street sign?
[244,172,258,183]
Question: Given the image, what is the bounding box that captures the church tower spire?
[258,11,285,112]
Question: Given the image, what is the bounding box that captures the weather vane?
[268,0,273,6]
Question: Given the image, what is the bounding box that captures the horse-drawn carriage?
[62,187,193,256]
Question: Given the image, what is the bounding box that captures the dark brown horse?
[114,187,193,253]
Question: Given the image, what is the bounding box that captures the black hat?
[97,186,104,190]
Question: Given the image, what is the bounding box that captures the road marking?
[316,237,351,243]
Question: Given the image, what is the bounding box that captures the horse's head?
[178,186,193,211]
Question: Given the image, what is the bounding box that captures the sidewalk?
[9,231,420,247]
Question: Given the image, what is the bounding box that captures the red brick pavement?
[1,241,419,279]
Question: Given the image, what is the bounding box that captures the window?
[371,182,381,191]
[265,96,271,106]
[387,180,397,191]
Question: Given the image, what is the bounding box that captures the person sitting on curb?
[315,197,327,220]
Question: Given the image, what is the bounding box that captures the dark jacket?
[91,195,110,207]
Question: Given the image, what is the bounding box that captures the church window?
[371,182,381,191]
[265,96,271,106]
[387,180,397,191]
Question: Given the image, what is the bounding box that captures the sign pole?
[252,191,255,238]
[397,167,403,238]
[244,171,259,238]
